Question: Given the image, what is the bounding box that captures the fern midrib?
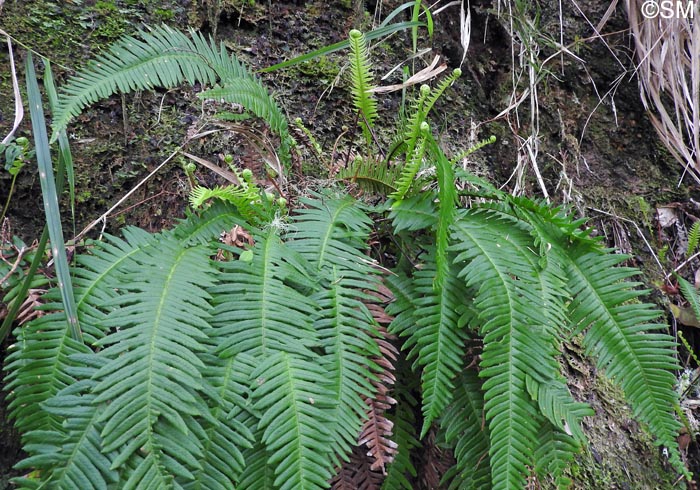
[143,245,188,474]
[314,200,356,271]
[456,223,528,487]
[283,354,306,486]
[51,407,103,486]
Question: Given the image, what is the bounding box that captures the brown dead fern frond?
[358,282,399,475]
[627,0,700,184]
[16,288,47,325]
[330,445,385,490]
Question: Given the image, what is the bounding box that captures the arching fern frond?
[441,368,491,490]
[566,248,684,471]
[336,156,401,195]
[387,250,470,437]
[4,228,154,439]
[12,355,117,490]
[52,25,217,134]
[287,194,382,463]
[449,209,568,490]
[210,228,319,360]
[51,25,291,166]
[251,352,336,490]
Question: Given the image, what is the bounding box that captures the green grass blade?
[260,21,423,73]
[26,53,82,342]
[44,60,76,234]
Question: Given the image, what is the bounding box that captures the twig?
[72,144,186,243]
[0,246,26,286]
[667,250,700,281]
[588,206,667,278]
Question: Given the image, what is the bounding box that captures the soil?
[1,0,700,488]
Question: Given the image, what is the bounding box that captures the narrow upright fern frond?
[688,221,700,256]
[432,137,457,290]
[389,122,429,201]
[348,29,378,140]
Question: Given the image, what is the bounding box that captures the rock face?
[0,0,695,488]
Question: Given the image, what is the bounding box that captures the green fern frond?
[251,352,336,490]
[399,84,431,168]
[13,355,117,490]
[200,80,292,167]
[399,68,461,165]
[388,250,470,437]
[389,193,438,233]
[348,30,378,141]
[450,209,570,489]
[336,156,401,195]
[184,352,257,490]
[52,25,291,167]
[432,138,457,290]
[389,121,429,201]
[688,221,700,256]
[189,183,266,225]
[210,228,319,359]
[89,235,217,487]
[566,248,684,471]
[677,275,700,321]
[533,418,580,489]
[52,25,216,135]
[287,194,382,461]
[381,388,420,490]
[449,135,497,165]
[237,440,280,489]
[441,368,491,490]
[4,229,154,438]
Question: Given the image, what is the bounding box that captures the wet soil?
[1,0,700,488]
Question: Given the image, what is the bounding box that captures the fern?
[336,155,401,194]
[348,30,378,143]
[689,221,700,257]
[441,368,491,490]
[51,25,292,166]
[6,23,688,490]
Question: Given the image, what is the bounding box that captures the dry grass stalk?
[626,0,700,184]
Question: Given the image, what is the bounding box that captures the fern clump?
[4,23,688,490]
